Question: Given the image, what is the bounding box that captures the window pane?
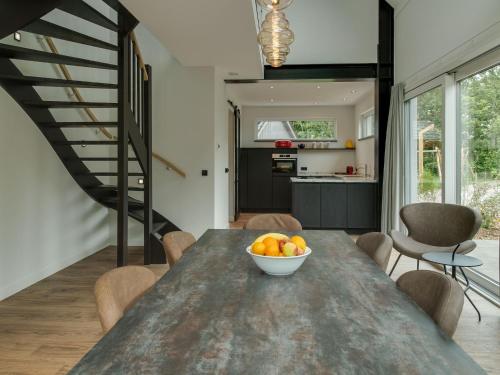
[256,120,336,141]
[409,86,444,202]
[459,64,500,288]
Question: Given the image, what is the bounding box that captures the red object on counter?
[274,140,293,148]
[346,166,354,175]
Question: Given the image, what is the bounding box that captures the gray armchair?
[389,203,482,276]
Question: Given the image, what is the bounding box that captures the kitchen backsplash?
[297,150,356,175]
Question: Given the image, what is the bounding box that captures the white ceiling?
[227,81,374,106]
[120,0,263,79]
[120,0,384,79]
[276,0,379,65]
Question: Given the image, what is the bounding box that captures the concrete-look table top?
[70,230,485,375]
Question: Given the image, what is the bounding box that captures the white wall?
[116,24,230,241]
[241,105,356,174]
[0,88,110,301]
[395,0,500,85]
[213,68,229,229]
[354,91,375,177]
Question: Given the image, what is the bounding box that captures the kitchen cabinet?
[239,148,297,211]
[239,149,248,210]
[291,182,378,231]
[272,176,292,211]
[292,184,321,228]
[246,149,273,210]
[320,184,347,228]
[347,183,377,229]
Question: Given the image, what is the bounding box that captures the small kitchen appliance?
[274,140,293,148]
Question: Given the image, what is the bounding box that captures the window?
[255,119,337,141]
[407,86,444,203]
[359,110,375,139]
[458,62,499,293]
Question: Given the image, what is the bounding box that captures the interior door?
[234,108,241,220]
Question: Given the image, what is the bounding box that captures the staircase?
[0,0,180,265]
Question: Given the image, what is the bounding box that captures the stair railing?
[42,35,186,179]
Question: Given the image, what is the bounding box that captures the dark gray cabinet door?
[321,184,347,228]
[347,183,377,229]
[238,149,248,209]
[272,176,292,211]
[292,183,321,228]
[246,149,273,209]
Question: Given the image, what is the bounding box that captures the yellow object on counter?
[345,139,354,149]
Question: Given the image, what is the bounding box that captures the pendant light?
[257,0,294,67]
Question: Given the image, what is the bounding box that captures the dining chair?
[95,266,157,333]
[162,231,196,267]
[396,270,464,337]
[244,214,302,231]
[356,232,393,272]
[389,203,481,276]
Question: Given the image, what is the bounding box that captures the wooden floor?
[0,221,498,374]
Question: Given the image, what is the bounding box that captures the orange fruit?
[251,242,266,256]
[263,237,278,248]
[290,235,307,250]
[264,244,280,257]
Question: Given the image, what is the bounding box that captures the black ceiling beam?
[263,64,377,80]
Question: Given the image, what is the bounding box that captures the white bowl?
[246,246,312,276]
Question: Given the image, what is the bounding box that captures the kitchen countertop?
[291,175,378,183]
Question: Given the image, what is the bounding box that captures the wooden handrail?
[43,36,186,178]
[44,36,114,139]
[129,31,148,81]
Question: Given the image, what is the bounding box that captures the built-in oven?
[272,153,297,176]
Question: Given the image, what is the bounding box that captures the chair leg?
[417,259,420,270]
[389,253,402,277]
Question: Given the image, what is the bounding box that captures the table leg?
[459,266,481,322]
[443,265,447,275]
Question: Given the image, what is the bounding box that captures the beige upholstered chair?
[397,270,464,337]
[389,203,481,275]
[95,266,157,333]
[244,214,302,231]
[162,231,196,267]
[356,232,393,272]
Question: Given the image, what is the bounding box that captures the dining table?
[70,229,485,374]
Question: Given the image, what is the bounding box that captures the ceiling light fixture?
[343,97,347,102]
[270,85,274,89]
[351,89,358,94]
[317,85,321,89]
[257,0,295,68]
[270,98,275,102]
[14,32,21,42]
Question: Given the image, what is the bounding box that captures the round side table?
[422,251,483,321]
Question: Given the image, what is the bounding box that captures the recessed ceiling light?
[14,32,21,42]
[343,97,347,101]
[138,178,144,185]
[317,85,321,89]
[270,98,274,102]
[270,85,274,89]
[351,89,358,94]
[314,102,318,105]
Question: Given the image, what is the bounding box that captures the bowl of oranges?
[246,233,311,276]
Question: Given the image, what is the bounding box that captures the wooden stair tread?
[0,44,117,70]
[23,100,117,108]
[23,20,118,51]
[39,121,118,127]
[0,74,117,89]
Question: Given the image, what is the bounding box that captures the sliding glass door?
[458,63,500,296]
[407,86,444,202]
[404,50,499,301]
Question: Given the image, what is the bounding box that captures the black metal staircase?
[0,0,179,265]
